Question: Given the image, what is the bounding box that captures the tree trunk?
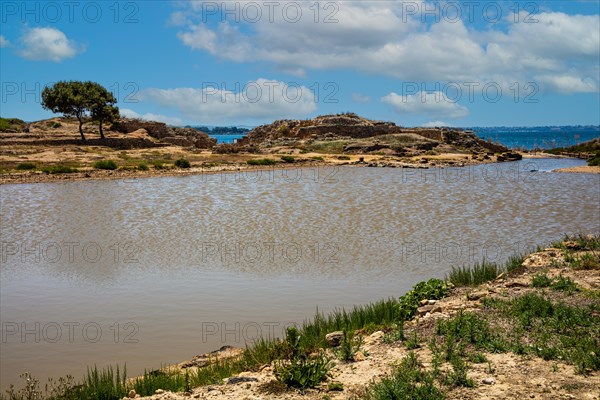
[78,118,86,141]
[99,120,105,139]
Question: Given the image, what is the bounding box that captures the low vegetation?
[174,158,191,169]
[247,158,277,166]
[93,160,118,170]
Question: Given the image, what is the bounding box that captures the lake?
[1,158,599,388]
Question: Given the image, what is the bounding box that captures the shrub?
[175,158,191,168]
[588,155,600,167]
[396,279,448,321]
[247,158,277,166]
[41,165,77,174]
[280,155,295,163]
[138,163,149,171]
[16,163,36,170]
[93,160,118,170]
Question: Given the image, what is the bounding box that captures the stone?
[467,291,488,300]
[482,377,495,385]
[417,304,442,316]
[325,331,345,347]
[227,376,258,385]
[155,389,164,394]
[353,351,366,361]
[128,390,136,398]
[428,299,437,305]
[419,299,429,306]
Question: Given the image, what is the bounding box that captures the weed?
[532,272,553,288]
[364,352,445,400]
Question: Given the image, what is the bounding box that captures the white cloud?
[0,35,9,47]
[173,3,599,94]
[535,74,598,94]
[381,91,469,119]
[422,121,451,128]
[19,27,80,62]
[120,108,183,126]
[352,93,371,103]
[139,79,317,124]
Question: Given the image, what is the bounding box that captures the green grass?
[41,165,77,174]
[364,352,445,400]
[16,162,36,170]
[93,160,118,170]
[247,158,277,166]
[446,260,499,286]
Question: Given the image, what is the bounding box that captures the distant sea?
[469,126,599,150]
[208,126,600,149]
[209,134,246,144]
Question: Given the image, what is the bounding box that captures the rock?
[353,351,366,361]
[417,304,442,316]
[325,331,345,347]
[482,377,496,385]
[495,273,505,280]
[419,299,429,306]
[368,330,385,342]
[128,389,136,398]
[227,376,258,385]
[467,291,488,300]
[428,299,437,305]
[155,389,164,394]
[505,281,529,288]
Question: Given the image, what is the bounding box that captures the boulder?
[325,331,345,347]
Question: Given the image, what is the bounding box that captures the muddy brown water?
[1,158,599,389]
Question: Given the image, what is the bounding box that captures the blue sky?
[1,1,599,127]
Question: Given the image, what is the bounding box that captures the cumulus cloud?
[172,2,599,94]
[19,27,80,62]
[381,91,469,119]
[139,79,317,124]
[0,35,9,47]
[120,108,183,126]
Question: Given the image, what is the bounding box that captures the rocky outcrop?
[240,113,509,154]
[112,119,216,149]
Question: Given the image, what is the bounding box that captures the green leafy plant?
[274,327,333,391]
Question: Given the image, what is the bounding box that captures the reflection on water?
[1,158,599,388]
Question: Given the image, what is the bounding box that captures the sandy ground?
[553,166,600,174]
[125,242,600,400]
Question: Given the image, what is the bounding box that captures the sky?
[0,0,599,127]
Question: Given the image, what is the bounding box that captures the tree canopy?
[41,81,119,141]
